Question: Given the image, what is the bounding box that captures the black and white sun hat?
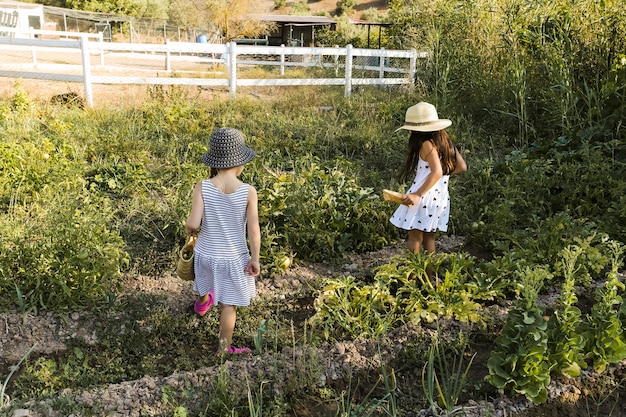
[201,127,256,169]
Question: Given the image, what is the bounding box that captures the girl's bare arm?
[185,181,204,235]
[245,186,261,276]
[452,147,468,174]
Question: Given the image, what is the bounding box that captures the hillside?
[254,0,390,18]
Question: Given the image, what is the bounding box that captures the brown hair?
[398,130,458,182]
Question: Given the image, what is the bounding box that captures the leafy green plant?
[546,245,587,377]
[0,193,128,313]
[487,266,553,404]
[310,252,498,341]
[422,331,475,415]
[380,251,494,325]
[475,213,611,292]
[254,155,396,264]
[582,241,626,373]
[310,276,399,340]
[253,319,269,354]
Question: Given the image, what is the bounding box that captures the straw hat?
[396,102,452,132]
[201,127,256,168]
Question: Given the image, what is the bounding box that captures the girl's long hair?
[398,130,457,182]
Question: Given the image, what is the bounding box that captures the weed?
[0,344,36,410]
[422,330,475,415]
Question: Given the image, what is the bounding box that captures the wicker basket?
[176,234,197,281]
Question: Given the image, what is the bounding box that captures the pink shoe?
[216,346,251,355]
[194,291,214,316]
[228,346,251,354]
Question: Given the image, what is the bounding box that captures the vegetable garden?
[1,0,626,415]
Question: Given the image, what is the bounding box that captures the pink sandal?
[227,346,251,354]
[194,291,214,316]
[216,346,251,355]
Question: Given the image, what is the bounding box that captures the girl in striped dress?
[185,128,260,354]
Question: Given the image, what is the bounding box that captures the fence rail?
[0,33,420,106]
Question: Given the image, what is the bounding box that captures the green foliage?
[253,155,396,264]
[487,267,553,405]
[253,319,269,354]
[310,252,497,340]
[386,251,490,325]
[546,246,587,377]
[0,192,128,313]
[422,331,475,415]
[336,0,357,16]
[311,275,399,340]
[61,0,166,17]
[0,344,36,409]
[581,241,626,373]
[469,213,612,296]
[387,0,626,149]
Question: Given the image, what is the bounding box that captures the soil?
[2,235,626,417]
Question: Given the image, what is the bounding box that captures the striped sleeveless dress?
[193,180,256,307]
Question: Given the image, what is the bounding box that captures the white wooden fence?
[0,29,420,107]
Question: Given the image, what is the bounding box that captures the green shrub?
[0,192,128,313]
[253,154,397,264]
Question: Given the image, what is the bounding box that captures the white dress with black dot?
[390,157,450,232]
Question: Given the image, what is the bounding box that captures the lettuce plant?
[546,246,587,376]
[582,241,626,373]
[487,266,553,404]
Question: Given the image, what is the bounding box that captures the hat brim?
[394,119,452,133]
[201,146,256,169]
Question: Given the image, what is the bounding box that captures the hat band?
[405,120,440,126]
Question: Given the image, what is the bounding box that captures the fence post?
[228,41,237,99]
[280,44,285,76]
[29,29,37,65]
[98,33,104,66]
[80,36,94,107]
[165,39,171,71]
[379,47,385,79]
[334,45,339,76]
[409,48,417,86]
[344,44,353,97]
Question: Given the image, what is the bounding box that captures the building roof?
[253,14,336,26]
[43,5,131,23]
[350,18,391,27]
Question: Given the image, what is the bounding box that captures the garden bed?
[2,237,625,416]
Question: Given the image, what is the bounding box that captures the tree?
[205,0,273,41]
[64,0,144,16]
[169,0,273,40]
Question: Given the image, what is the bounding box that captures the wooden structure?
[254,14,336,47]
[350,18,391,49]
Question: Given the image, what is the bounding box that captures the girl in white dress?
[186,127,260,354]
[390,102,467,254]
